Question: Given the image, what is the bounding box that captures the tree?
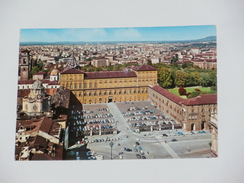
[158,67,173,88]
[175,70,190,87]
[190,72,201,86]
[188,91,201,98]
[199,73,210,87]
[30,66,40,78]
[209,71,217,86]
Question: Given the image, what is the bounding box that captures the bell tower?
[19,50,30,80]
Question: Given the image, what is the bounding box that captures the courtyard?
[64,101,212,160]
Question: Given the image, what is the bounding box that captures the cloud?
[113,28,141,40]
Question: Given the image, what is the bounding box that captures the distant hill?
[195,36,216,42]
[20,36,217,46]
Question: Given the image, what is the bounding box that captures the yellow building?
[60,65,158,104]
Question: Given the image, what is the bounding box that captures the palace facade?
[148,85,217,131]
[59,65,158,104]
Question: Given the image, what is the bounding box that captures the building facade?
[209,108,218,157]
[148,85,217,131]
[59,65,158,104]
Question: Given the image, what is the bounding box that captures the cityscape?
[15,25,218,161]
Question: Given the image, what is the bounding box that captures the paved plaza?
[64,101,212,160]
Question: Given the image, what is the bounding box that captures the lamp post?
[109,141,114,160]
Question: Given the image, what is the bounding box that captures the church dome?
[32,79,44,89]
[50,68,59,76]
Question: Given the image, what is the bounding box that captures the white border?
[1,0,244,182]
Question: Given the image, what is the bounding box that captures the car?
[162,133,168,137]
[136,154,141,159]
[177,132,183,135]
[133,148,138,152]
[135,142,140,145]
[171,139,177,142]
[190,131,195,135]
[141,156,146,159]
[138,146,142,150]
[140,150,145,155]
[126,148,132,152]
[197,131,204,134]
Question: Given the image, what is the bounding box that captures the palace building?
[59,65,158,104]
[148,85,217,131]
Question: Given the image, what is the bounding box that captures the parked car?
[133,148,138,152]
[141,156,146,159]
[136,154,141,159]
[135,142,140,145]
[162,134,168,137]
[126,148,132,152]
[171,139,177,142]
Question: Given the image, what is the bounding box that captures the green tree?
[30,66,40,78]
[188,91,201,98]
[191,72,201,86]
[175,70,190,87]
[199,73,210,86]
[209,71,217,86]
[158,67,173,88]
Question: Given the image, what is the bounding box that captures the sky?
[20,25,216,43]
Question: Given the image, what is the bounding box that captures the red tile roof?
[151,85,217,106]
[18,80,35,85]
[181,94,217,106]
[151,85,185,105]
[33,71,46,75]
[61,68,84,74]
[18,89,30,97]
[48,80,59,85]
[133,65,157,71]
[84,71,137,79]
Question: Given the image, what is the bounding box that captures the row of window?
[74,88,148,97]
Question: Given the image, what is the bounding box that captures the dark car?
[171,139,177,142]
[136,154,141,159]
[126,148,132,152]
[162,134,168,137]
[135,142,140,145]
[141,156,146,159]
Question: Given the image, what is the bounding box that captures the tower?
[19,50,30,80]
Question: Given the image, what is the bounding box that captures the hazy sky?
[20,25,216,42]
